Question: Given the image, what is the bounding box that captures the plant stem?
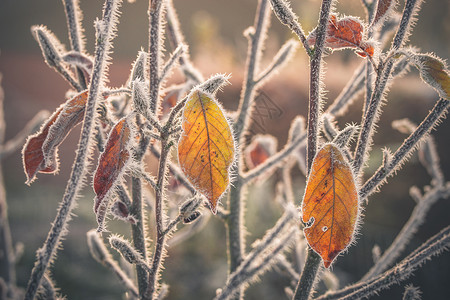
[0,76,16,299]
[293,249,322,300]
[294,0,333,298]
[316,225,450,300]
[353,0,420,175]
[24,1,121,298]
[148,0,163,114]
[0,166,16,299]
[234,0,269,139]
[130,135,151,295]
[62,0,87,90]
[146,139,170,299]
[360,98,450,200]
[226,178,244,277]
[226,1,269,299]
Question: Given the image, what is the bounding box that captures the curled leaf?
[413,54,450,101]
[178,90,235,213]
[301,144,359,268]
[93,117,134,231]
[22,90,88,184]
[307,15,375,58]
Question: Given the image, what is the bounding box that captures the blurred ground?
[0,0,450,299]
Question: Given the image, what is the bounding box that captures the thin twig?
[360,99,449,201]
[243,133,306,183]
[316,225,450,300]
[353,0,421,175]
[362,183,450,280]
[0,110,49,159]
[62,0,87,90]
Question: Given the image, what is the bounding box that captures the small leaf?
[371,0,396,27]
[93,117,134,231]
[178,90,235,213]
[22,90,88,184]
[245,134,277,169]
[413,54,450,101]
[307,15,375,58]
[301,144,359,268]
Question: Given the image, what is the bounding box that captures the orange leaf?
[94,117,133,229]
[178,90,235,213]
[307,15,374,58]
[22,90,88,184]
[301,144,359,268]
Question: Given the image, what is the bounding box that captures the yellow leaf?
[301,144,359,268]
[178,90,235,213]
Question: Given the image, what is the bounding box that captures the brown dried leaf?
[93,117,133,230]
[307,15,375,58]
[22,90,88,184]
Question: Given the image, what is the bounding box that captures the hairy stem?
[363,183,450,280]
[146,139,170,299]
[353,0,420,174]
[62,0,87,90]
[131,135,151,295]
[294,0,333,298]
[226,1,270,299]
[360,98,449,200]
[316,226,450,300]
[148,0,163,114]
[234,0,269,139]
[24,1,121,298]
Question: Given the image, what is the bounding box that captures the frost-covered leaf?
[178,89,235,213]
[307,15,375,58]
[301,144,359,268]
[413,54,450,101]
[22,90,88,184]
[94,117,134,231]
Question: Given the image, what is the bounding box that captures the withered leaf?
[371,0,395,27]
[178,90,235,213]
[307,15,375,58]
[301,144,359,268]
[93,117,133,230]
[22,90,88,184]
[414,54,450,101]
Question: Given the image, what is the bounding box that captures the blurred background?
[0,0,449,299]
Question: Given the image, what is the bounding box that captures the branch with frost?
[353,0,423,175]
[316,225,450,300]
[87,230,139,298]
[360,99,449,201]
[25,1,123,298]
[363,183,450,280]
